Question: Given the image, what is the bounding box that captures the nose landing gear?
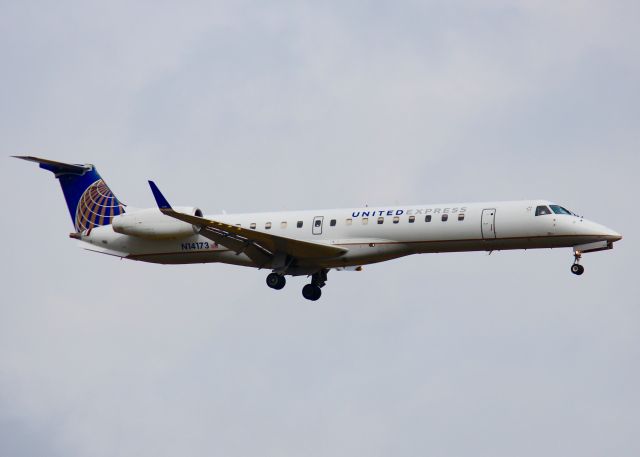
[571,264,585,275]
[571,251,585,275]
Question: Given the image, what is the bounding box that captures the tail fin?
[14,156,125,232]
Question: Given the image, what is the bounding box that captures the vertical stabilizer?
[14,156,125,232]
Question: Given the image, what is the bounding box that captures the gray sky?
[1,1,639,456]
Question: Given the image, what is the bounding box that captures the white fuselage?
[78,199,621,274]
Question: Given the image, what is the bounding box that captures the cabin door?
[312,216,324,235]
[481,209,497,239]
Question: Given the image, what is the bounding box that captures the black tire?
[266,273,286,290]
[571,264,585,275]
[302,284,322,301]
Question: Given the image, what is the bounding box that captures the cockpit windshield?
[550,205,573,215]
[535,205,552,216]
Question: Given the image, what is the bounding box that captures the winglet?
[148,181,172,210]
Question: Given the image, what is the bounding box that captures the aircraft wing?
[148,181,348,265]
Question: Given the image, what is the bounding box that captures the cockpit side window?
[550,205,573,215]
[535,205,552,216]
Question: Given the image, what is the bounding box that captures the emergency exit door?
[312,216,324,235]
[481,209,496,239]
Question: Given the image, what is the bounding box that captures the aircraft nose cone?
[576,219,622,242]
[605,228,622,242]
[595,222,622,242]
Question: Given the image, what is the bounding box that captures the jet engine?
[112,207,202,240]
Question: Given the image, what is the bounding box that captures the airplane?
[15,156,622,301]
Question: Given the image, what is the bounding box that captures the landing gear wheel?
[570,264,585,275]
[266,273,286,290]
[302,284,322,301]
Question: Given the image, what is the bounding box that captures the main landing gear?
[571,251,585,276]
[302,284,322,301]
[265,269,329,301]
[266,272,286,290]
[302,269,328,301]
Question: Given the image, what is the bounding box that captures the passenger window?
[330,219,336,227]
[297,221,303,228]
[280,221,287,229]
[250,223,256,229]
[346,218,352,226]
[425,215,432,222]
[314,220,322,227]
[393,216,399,224]
[265,222,272,229]
[442,214,448,222]
[362,217,369,225]
[458,213,465,221]
[377,217,384,224]
[535,205,552,216]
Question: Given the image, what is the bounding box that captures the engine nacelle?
[112,207,202,240]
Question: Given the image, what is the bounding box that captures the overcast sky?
[1,1,639,456]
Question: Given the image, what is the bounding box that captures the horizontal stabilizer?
[13,156,90,175]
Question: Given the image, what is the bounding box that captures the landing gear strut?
[266,272,286,290]
[571,251,585,276]
[302,269,328,301]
